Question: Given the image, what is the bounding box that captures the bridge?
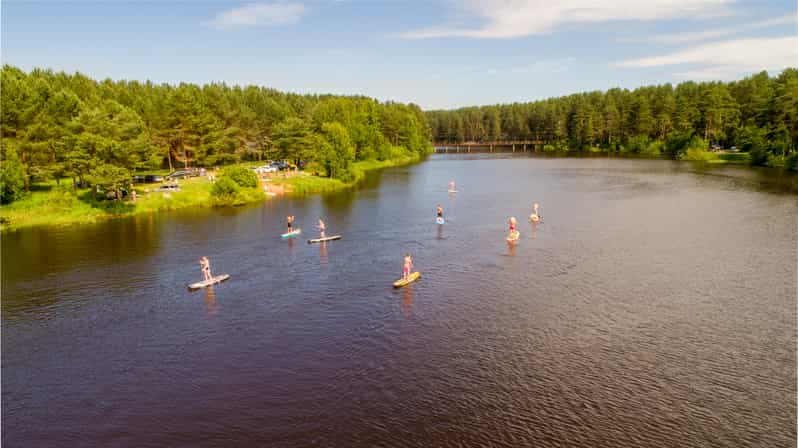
[434,140,545,153]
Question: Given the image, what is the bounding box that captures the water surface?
[3,155,796,447]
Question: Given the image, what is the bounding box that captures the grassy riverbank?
[0,153,423,232]
[0,178,213,230]
[271,152,422,195]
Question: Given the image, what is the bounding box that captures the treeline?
[427,69,798,165]
[0,65,431,203]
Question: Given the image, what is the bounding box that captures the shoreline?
[0,155,423,233]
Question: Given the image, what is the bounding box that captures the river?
[3,154,796,447]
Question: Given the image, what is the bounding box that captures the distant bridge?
[434,140,545,153]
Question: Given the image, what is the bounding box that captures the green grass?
[1,153,426,231]
[1,177,217,231]
[271,151,423,195]
[704,151,753,164]
[271,175,349,195]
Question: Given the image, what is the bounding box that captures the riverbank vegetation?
[427,69,798,169]
[0,64,432,207]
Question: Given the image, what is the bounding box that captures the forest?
[3,66,798,207]
[0,65,432,204]
[426,69,798,166]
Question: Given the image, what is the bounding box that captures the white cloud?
[211,2,305,30]
[619,36,798,79]
[637,15,796,44]
[398,0,734,39]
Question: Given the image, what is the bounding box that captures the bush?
[211,176,240,196]
[663,131,693,159]
[0,145,26,204]
[641,140,663,156]
[318,122,356,181]
[749,147,769,166]
[623,135,651,154]
[681,147,717,162]
[679,137,715,161]
[210,167,264,206]
[223,166,258,189]
[785,152,798,171]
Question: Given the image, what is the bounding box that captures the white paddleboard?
[188,274,230,291]
[308,235,342,243]
[436,217,445,224]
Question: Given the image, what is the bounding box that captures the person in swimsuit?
[286,215,295,233]
[508,217,518,240]
[530,203,542,221]
[317,218,326,238]
[199,256,212,281]
[436,204,443,219]
[403,253,413,281]
[449,180,455,191]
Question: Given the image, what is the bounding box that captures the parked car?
[271,161,290,171]
[144,175,163,183]
[154,184,180,192]
[729,146,739,152]
[132,175,146,184]
[165,170,195,180]
[254,165,277,174]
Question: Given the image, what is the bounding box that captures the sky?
[2,0,796,109]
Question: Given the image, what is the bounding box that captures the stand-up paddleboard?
[188,274,230,291]
[393,271,421,288]
[448,189,458,193]
[308,235,341,244]
[281,229,301,238]
[506,230,520,242]
[436,217,445,224]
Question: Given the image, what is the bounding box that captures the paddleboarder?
[199,256,212,282]
[317,218,326,238]
[403,253,413,281]
[449,180,456,192]
[286,215,295,233]
[436,204,444,220]
[507,217,519,241]
[530,203,542,222]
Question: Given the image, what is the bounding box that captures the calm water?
[3,155,796,447]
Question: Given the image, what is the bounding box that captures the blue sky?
[2,0,796,109]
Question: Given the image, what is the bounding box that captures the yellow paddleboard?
[393,271,421,288]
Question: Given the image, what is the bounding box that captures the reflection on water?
[204,287,218,317]
[318,242,328,266]
[2,155,796,447]
[401,286,414,318]
[506,239,517,256]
